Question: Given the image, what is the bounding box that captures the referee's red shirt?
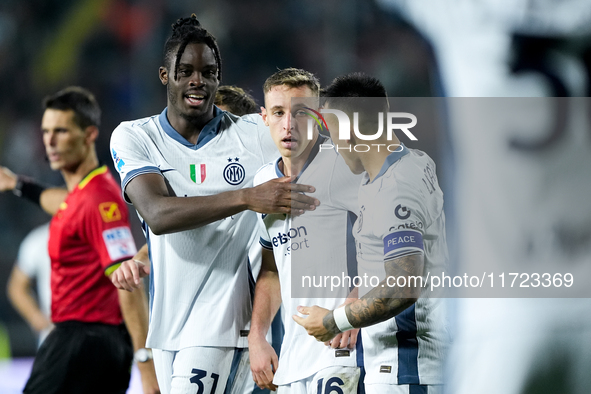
[48,166,137,324]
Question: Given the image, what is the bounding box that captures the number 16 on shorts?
[310,366,360,394]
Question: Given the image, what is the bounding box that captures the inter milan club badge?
[224,157,245,185]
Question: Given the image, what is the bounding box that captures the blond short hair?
[263,68,320,96]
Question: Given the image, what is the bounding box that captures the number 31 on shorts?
[190,369,220,394]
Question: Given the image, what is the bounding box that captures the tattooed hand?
[295,253,425,343]
[292,305,340,342]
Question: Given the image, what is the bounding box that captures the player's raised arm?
[1,166,69,216]
[0,166,17,191]
[124,172,317,235]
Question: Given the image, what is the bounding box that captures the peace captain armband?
[333,306,354,332]
[383,229,424,260]
[12,175,47,206]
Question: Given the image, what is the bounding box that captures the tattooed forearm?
[345,253,424,328]
[322,311,340,336]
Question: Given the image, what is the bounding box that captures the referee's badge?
[190,164,206,184]
[99,202,122,223]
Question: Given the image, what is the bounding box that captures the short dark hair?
[164,14,222,82]
[322,72,388,99]
[322,73,389,132]
[215,86,258,116]
[263,68,320,97]
[43,86,101,129]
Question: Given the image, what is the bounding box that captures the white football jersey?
[110,107,278,350]
[254,136,362,385]
[354,145,448,385]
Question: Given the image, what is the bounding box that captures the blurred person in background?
[0,86,159,394]
[375,0,591,392]
[215,85,259,116]
[6,223,52,347]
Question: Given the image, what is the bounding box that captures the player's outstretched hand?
[293,305,339,343]
[245,176,319,215]
[110,259,150,292]
[0,166,17,192]
[248,334,279,391]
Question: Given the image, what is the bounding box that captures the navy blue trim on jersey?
[409,385,429,394]
[293,134,327,183]
[396,304,420,384]
[158,107,224,150]
[223,348,244,394]
[356,330,366,394]
[260,237,273,250]
[121,166,162,203]
[247,256,256,303]
[369,143,409,184]
[252,384,270,394]
[145,223,154,323]
[272,134,328,180]
[273,157,284,178]
[346,211,359,291]
[270,309,284,357]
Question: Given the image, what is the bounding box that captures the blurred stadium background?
[0,0,439,370]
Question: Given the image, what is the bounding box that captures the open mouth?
[47,152,60,161]
[185,93,206,106]
[282,136,298,150]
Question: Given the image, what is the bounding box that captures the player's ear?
[348,124,356,145]
[159,67,169,85]
[84,126,99,144]
[261,106,269,126]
